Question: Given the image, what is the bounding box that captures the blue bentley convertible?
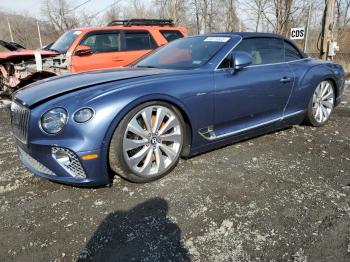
[11,33,346,186]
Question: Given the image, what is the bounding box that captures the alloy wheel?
[122,105,182,176]
[312,81,334,124]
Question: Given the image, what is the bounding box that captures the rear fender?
[287,64,339,112]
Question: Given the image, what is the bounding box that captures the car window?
[218,52,233,69]
[284,41,303,61]
[50,30,81,53]
[124,31,158,51]
[81,32,120,53]
[136,36,230,70]
[234,38,284,65]
[160,30,184,42]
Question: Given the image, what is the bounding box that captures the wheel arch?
[103,94,194,159]
[298,64,339,104]
[324,78,338,103]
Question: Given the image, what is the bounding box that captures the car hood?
[0,40,25,51]
[0,49,58,60]
[14,67,175,107]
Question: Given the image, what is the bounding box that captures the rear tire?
[109,101,185,183]
[305,80,335,127]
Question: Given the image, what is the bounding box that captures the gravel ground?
[0,90,350,262]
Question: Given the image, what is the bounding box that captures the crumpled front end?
[0,52,70,96]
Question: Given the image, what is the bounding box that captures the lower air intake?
[52,147,86,179]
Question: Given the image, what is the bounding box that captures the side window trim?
[78,30,121,54]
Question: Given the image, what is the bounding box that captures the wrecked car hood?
[0,49,58,60]
[0,40,25,51]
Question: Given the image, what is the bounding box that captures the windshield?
[50,30,81,53]
[135,36,231,70]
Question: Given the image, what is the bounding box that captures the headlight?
[40,108,67,134]
[73,108,94,123]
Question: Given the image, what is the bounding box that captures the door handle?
[280,77,292,83]
[112,58,124,62]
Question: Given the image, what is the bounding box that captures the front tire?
[305,80,335,127]
[109,101,184,183]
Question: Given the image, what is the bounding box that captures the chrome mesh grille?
[52,147,86,179]
[11,102,30,144]
[18,147,56,176]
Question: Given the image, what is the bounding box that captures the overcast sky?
[0,0,118,17]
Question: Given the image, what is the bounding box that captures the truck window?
[123,31,158,51]
[81,32,121,53]
[160,30,184,42]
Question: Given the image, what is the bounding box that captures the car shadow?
[77,197,190,262]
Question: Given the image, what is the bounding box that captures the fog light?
[53,151,71,166]
[52,147,86,179]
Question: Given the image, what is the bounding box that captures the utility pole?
[7,17,14,42]
[320,0,336,60]
[303,4,312,53]
[36,19,43,47]
[255,2,262,32]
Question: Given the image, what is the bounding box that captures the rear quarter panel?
[285,58,345,115]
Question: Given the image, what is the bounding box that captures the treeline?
[0,0,349,52]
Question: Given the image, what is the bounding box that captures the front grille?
[18,147,56,176]
[11,102,30,144]
[52,147,86,179]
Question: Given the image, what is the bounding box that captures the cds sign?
[290,27,305,40]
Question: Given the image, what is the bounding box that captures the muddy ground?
[0,90,350,262]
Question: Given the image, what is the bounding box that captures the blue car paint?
[12,33,346,186]
[214,63,295,136]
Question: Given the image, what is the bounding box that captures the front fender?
[101,93,194,150]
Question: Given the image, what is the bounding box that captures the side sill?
[199,110,305,141]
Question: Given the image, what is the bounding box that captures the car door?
[213,37,294,137]
[71,30,123,72]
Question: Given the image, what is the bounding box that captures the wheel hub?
[150,135,160,145]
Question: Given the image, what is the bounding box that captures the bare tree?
[192,0,202,33]
[103,6,120,24]
[123,0,156,19]
[336,0,350,26]
[41,0,79,34]
[154,0,188,25]
[220,0,240,32]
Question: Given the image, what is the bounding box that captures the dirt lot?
[0,90,350,262]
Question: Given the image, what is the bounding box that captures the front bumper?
[17,142,110,186]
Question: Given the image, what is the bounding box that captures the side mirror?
[74,45,93,56]
[231,51,253,72]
